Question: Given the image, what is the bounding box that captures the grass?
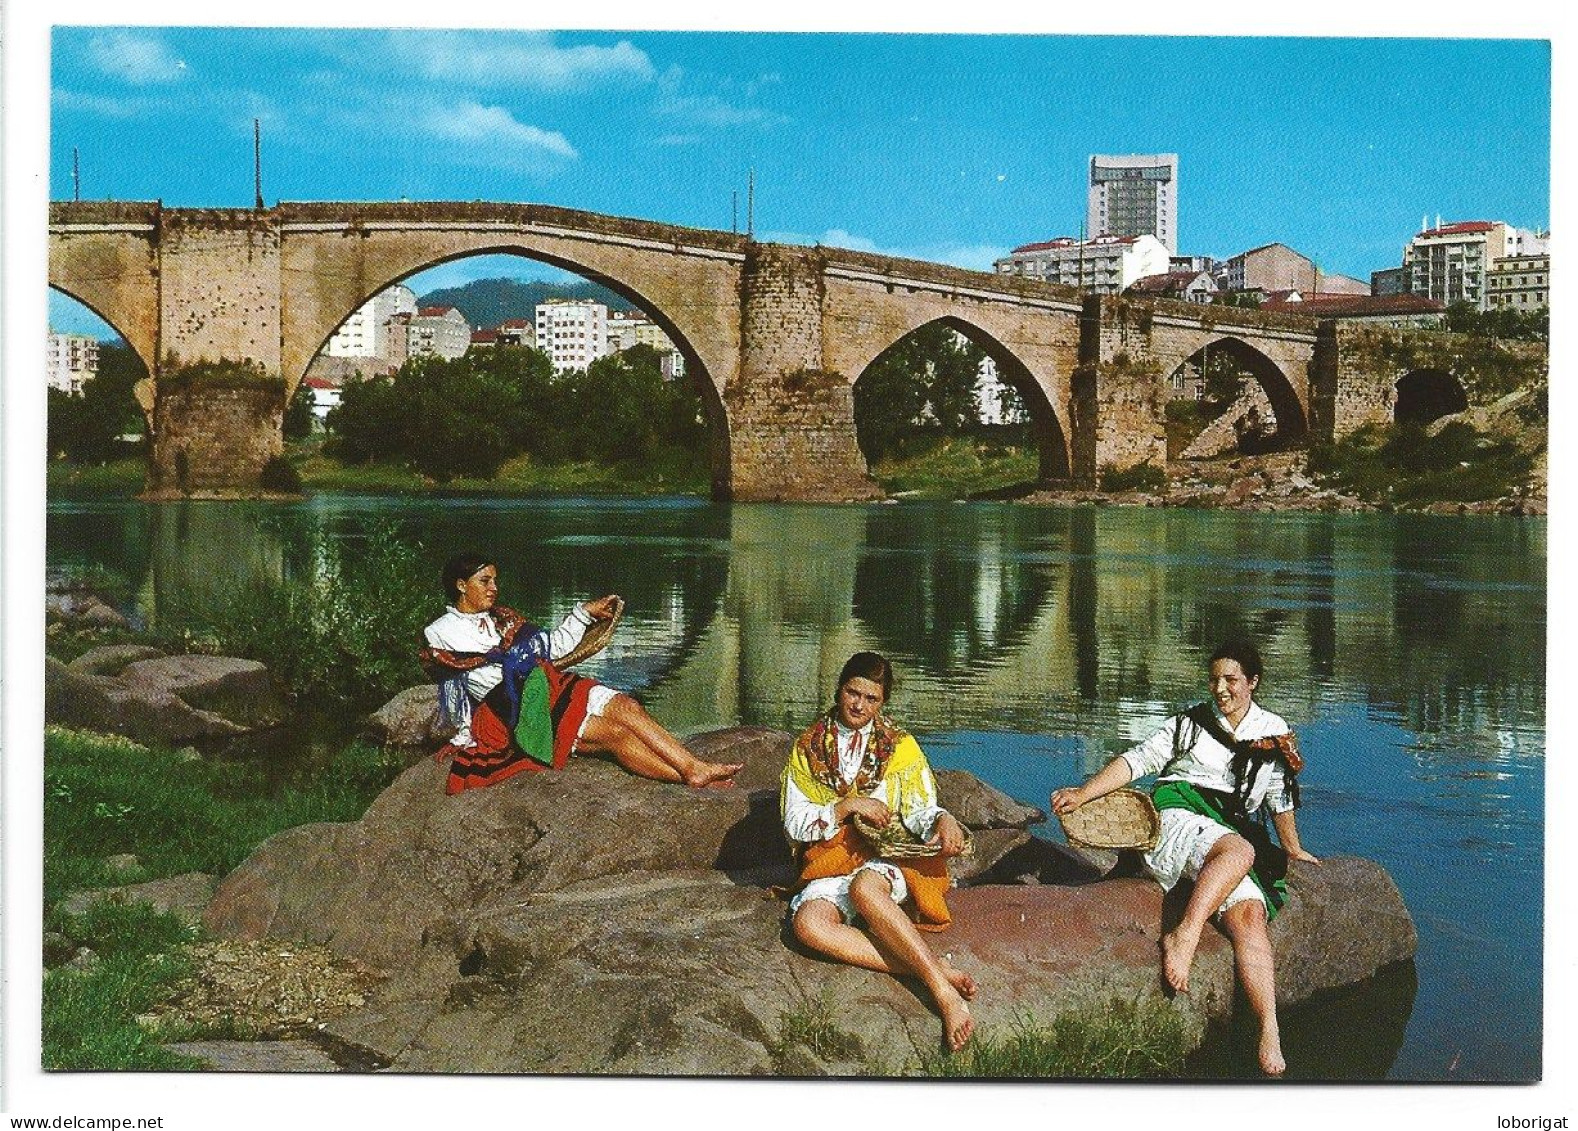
[42,726,408,1069]
[43,727,405,908]
[1099,461,1168,494]
[775,994,865,1065]
[290,440,710,497]
[1309,421,1537,506]
[870,435,1039,499]
[46,458,145,494]
[919,999,1191,1079]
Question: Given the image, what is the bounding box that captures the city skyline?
[48,30,1549,338]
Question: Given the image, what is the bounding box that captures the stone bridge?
[47,200,1545,500]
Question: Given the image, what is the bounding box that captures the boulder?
[203,728,1416,1076]
[60,872,218,925]
[164,1041,343,1072]
[45,653,288,745]
[46,591,131,630]
[365,685,453,751]
[68,644,167,676]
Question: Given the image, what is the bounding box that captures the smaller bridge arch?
[1393,368,1468,426]
[851,315,1071,483]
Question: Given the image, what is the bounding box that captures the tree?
[853,324,987,460]
[47,342,147,463]
[283,382,316,440]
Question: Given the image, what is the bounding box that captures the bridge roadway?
[48,200,1538,500]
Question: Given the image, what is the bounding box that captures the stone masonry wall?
[1072,296,1168,482]
[159,211,282,375]
[728,244,882,502]
[1326,324,1548,437]
[148,379,284,495]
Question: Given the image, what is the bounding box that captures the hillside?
[416,277,637,328]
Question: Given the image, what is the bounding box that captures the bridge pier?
[727,244,883,503]
[1070,296,1168,484]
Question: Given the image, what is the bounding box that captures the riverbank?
[45,428,1543,516]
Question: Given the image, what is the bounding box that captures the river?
[46,494,1545,1081]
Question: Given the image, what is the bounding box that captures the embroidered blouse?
[781,718,946,844]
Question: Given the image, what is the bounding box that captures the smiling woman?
[418,551,743,792]
[1051,638,1318,1077]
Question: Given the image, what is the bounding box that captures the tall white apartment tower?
[1088,153,1179,254]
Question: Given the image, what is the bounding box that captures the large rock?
[45,652,289,745]
[203,728,1416,1076]
[46,590,132,630]
[365,685,454,751]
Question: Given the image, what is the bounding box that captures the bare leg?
[1221,899,1284,1076]
[791,901,977,999]
[1161,834,1255,994]
[847,872,974,1052]
[577,715,683,783]
[602,695,742,787]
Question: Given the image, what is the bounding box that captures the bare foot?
[684,760,744,788]
[1160,924,1203,994]
[942,960,977,1001]
[938,989,973,1053]
[1259,1027,1286,1077]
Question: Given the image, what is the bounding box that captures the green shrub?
[259,454,304,493]
[1100,461,1167,493]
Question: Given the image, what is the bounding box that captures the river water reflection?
[47,495,1545,1081]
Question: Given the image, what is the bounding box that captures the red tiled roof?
[303,377,336,389]
[1419,221,1498,237]
[471,330,500,344]
[418,305,458,317]
[1010,234,1141,254]
[1266,293,1444,316]
[1127,270,1210,294]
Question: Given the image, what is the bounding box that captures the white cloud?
[765,229,1008,272]
[387,32,654,91]
[52,88,144,119]
[655,66,787,130]
[420,102,579,170]
[84,31,187,86]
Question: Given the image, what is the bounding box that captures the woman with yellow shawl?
[780,652,976,1052]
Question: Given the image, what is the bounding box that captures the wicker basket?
[557,597,624,668]
[852,813,974,860]
[1057,788,1161,851]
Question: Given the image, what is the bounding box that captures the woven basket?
[557,597,624,668]
[1057,788,1161,851]
[852,813,974,860]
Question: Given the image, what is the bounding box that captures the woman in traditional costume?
[1052,639,1318,1076]
[420,552,742,794]
[780,651,977,1053]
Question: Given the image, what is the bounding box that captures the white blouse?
[1120,700,1295,815]
[781,719,945,844]
[423,604,593,704]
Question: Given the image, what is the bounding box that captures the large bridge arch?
[46,203,161,378]
[46,285,157,414]
[277,204,746,404]
[1164,334,1311,457]
[297,244,735,497]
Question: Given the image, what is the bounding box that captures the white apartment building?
[406,306,471,361]
[974,357,1026,425]
[1403,221,1523,311]
[535,300,608,373]
[994,233,1170,294]
[1088,153,1179,254]
[47,331,99,394]
[325,283,418,363]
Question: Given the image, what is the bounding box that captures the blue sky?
[48,29,1550,337]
